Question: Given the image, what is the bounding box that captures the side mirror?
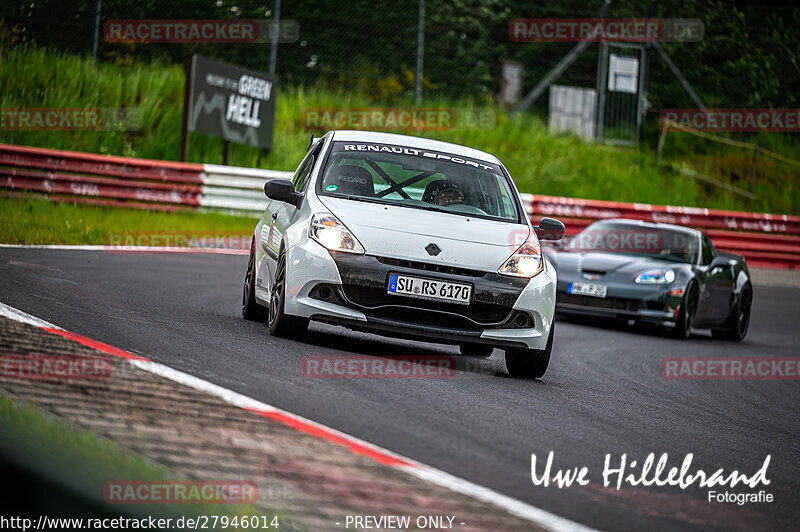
[534,217,565,241]
[709,256,731,271]
[264,179,302,208]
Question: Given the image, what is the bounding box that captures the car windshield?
[317,141,521,222]
[568,222,699,263]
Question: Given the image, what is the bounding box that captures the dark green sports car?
[548,219,752,340]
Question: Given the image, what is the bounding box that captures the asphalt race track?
[1,248,798,532]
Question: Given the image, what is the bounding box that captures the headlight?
[498,241,543,278]
[310,213,365,254]
[635,268,675,284]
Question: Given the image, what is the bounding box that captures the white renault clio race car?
[242,131,564,378]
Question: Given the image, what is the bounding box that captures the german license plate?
[387,274,472,305]
[567,282,607,298]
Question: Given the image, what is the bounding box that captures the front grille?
[376,256,486,278]
[558,292,640,313]
[324,253,529,331]
[340,284,511,324]
[366,306,483,330]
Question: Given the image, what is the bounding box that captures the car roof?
[591,218,703,237]
[329,130,501,165]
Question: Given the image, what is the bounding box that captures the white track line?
[0,303,63,330]
[0,244,247,255]
[0,301,595,532]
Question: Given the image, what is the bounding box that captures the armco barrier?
[0,144,797,268]
[520,193,800,269]
[0,144,289,213]
[201,163,292,212]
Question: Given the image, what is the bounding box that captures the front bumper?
[555,277,682,327]
[282,239,556,350]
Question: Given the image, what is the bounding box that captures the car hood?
[549,249,684,276]
[319,197,529,272]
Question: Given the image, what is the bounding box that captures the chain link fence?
[1,1,798,122]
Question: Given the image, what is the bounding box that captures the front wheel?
[672,282,698,339]
[505,322,554,379]
[712,283,752,341]
[268,248,309,339]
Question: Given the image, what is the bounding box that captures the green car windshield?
[318,141,521,223]
[569,222,700,263]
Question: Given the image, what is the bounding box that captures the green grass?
[0,394,264,523]
[0,197,258,245]
[1,45,797,215]
[0,393,172,489]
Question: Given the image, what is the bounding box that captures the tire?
[459,343,494,358]
[712,283,752,341]
[505,322,554,379]
[672,282,698,339]
[268,248,309,339]
[242,242,268,321]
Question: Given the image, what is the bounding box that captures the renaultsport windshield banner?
[332,142,503,175]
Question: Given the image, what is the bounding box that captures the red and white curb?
[0,301,595,532]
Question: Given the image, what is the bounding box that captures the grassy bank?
[1,45,797,214]
[0,197,258,245]
[0,394,257,522]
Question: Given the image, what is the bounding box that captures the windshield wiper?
[325,193,378,203]
[417,204,462,215]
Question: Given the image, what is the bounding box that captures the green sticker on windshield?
[325,184,338,191]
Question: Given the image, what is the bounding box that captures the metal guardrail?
[520,193,800,269]
[200,163,292,212]
[0,143,289,214]
[1,144,797,268]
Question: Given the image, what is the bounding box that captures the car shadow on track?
[301,324,513,378]
[235,316,529,379]
[556,313,715,341]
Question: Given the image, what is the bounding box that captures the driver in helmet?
[423,179,465,207]
[434,185,464,206]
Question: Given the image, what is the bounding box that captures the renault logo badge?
[425,243,441,256]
